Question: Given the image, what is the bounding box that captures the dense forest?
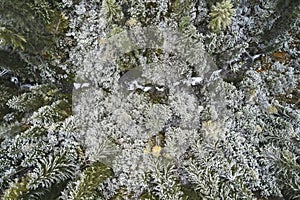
[0,0,299,199]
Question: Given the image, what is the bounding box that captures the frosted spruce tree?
[0,1,84,199]
[1,0,300,199]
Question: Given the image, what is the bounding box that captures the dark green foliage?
[0,27,26,50]
[0,0,70,83]
[63,162,113,200]
[260,0,300,53]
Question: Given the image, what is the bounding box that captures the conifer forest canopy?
[0,0,300,199]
